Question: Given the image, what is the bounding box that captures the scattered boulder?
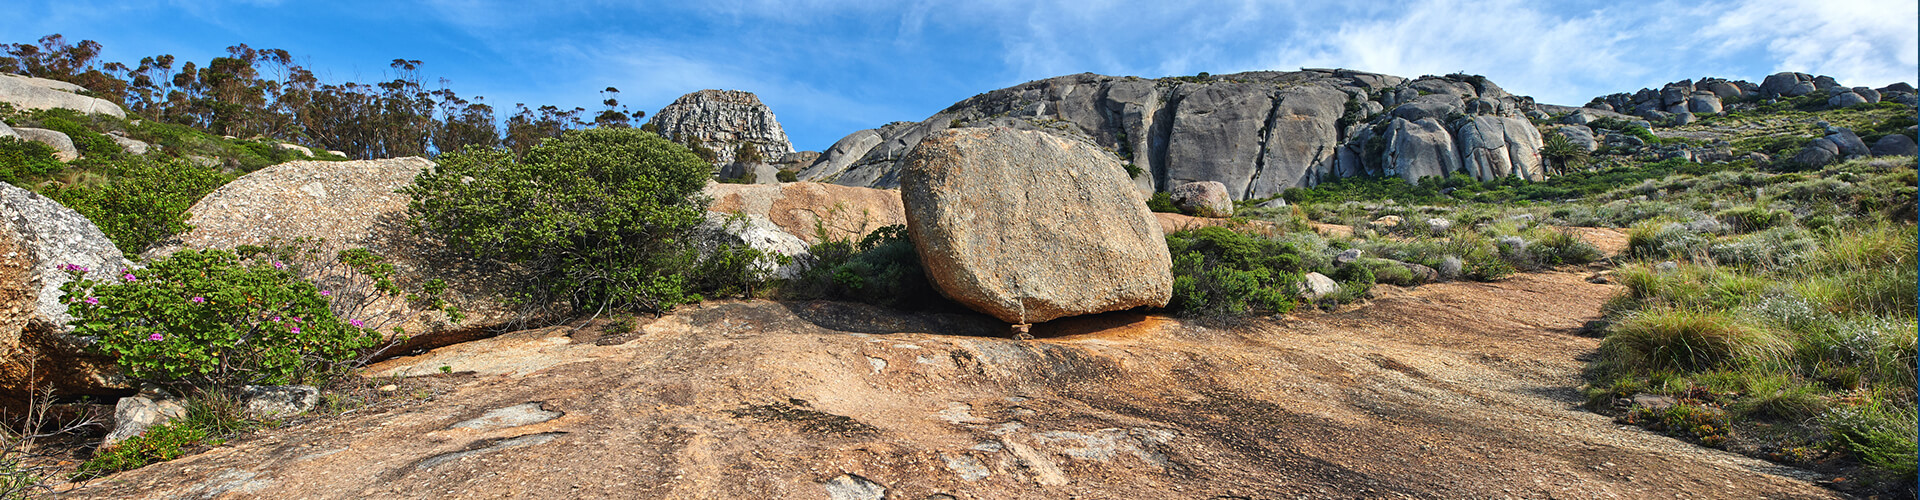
[647,89,795,165]
[1827,92,1868,108]
[717,162,779,184]
[107,134,149,155]
[145,158,504,355]
[1555,125,1597,152]
[1852,87,1881,103]
[101,392,188,449]
[1334,248,1365,266]
[1870,134,1918,157]
[0,73,126,118]
[1403,263,1440,284]
[0,182,135,410]
[1371,215,1403,228]
[240,385,320,418]
[1826,129,1870,157]
[275,143,313,157]
[1426,218,1454,236]
[899,128,1172,324]
[703,182,906,245]
[694,212,811,279]
[1169,181,1233,218]
[1300,272,1340,300]
[12,127,77,161]
[1687,94,1722,115]
[1788,138,1840,168]
[1760,72,1811,98]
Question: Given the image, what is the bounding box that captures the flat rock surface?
[60,272,1837,499]
[704,182,906,244]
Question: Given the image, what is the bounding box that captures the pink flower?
[84,297,99,305]
[190,296,205,303]
[121,273,137,282]
[319,290,331,296]
[147,333,163,341]
[290,326,301,334]
[272,261,286,270]
[349,319,364,328]
[291,316,303,323]
[272,316,282,323]
[58,264,90,273]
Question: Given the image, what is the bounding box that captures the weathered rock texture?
[13,127,77,162]
[1168,181,1232,218]
[900,128,1171,324]
[803,70,1548,200]
[703,182,906,245]
[1588,73,1917,125]
[647,90,794,165]
[0,73,126,118]
[0,182,135,411]
[62,273,1844,499]
[145,158,517,355]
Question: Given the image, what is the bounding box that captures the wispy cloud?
[1703,0,1918,87]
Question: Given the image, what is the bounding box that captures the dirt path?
[61,272,1838,499]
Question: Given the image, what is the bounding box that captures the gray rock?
[102,393,188,448]
[0,73,126,118]
[240,385,320,418]
[448,402,563,431]
[1672,111,1695,126]
[1169,181,1233,218]
[1382,117,1461,183]
[1759,72,1808,98]
[1256,198,1287,209]
[1403,263,1439,284]
[1788,81,1817,97]
[1812,75,1843,94]
[1828,92,1868,108]
[1852,87,1881,103]
[1880,82,1918,94]
[1826,129,1869,157]
[646,89,795,165]
[1454,116,1545,181]
[1334,248,1364,266]
[274,143,312,157]
[0,120,14,139]
[1701,80,1743,99]
[1687,94,1722,115]
[695,212,811,280]
[1789,139,1838,167]
[1561,110,1593,125]
[1870,134,1917,157]
[1300,272,1340,300]
[1555,125,1597,152]
[802,129,883,183]
[1164,82,1275,199]
[0,182,135,407]
[1389,94,1464,122]
[717,162,779,184]
[108,134,149,155]
[1426,218,1454,236]
[1249,85,1347,195]
[900,127,1171,324]
[823,474,887,500]
[12,127,77,161]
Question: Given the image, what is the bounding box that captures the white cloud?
[1703,0,1918,87]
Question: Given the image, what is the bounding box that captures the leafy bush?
[1715,206,1785,233]
[1163,227,1302,316]
[1527,227,1603,266]
[73,420,206,477]
[403,129,714,314]
[59,249,382,389]
[0,137,62,183]
[1626,220,1708,260]
[1146,191,1178,213]
[39,156,231,255]
[776,170,798,183]
[1822,401,1919,480]
[782,225,939,310]
[1599,307,1784,373]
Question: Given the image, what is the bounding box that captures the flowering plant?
[59,249,381,389]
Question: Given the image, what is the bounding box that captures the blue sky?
[5,0,1916,151]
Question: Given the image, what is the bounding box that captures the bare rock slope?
[648,89,795,165]
[63,272,1837,499]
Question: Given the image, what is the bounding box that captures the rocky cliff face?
[647,90,795,165]
[802,70,1548,200]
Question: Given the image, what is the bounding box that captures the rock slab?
[0,182,133,408]
[647,90,795,165]
[1169,181,1233,218]
[900,128,1171,324]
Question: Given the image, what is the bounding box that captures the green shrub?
[782,225,939,310]
[1715,206,1785,233]
[74,420,206,477]
[776,170,798,182]
[1527,227,1604,266]
[39,156,231,255]
[1146,191,1178,213]
[0,137,62,183]
[1626,221,1708,260]
[59,249,382,389]
[1163,227,1303,316]
[403,130,714,314]
[1621,401,1730,447]
[1822,401,1919,480]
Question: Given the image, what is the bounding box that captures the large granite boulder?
[717,162,779,184]
[1870,134,1918,157]
[1381,117,1461,182]
[1826,128,1870,157]
[144,158,508,355]
[899,128,1171,324]
[1164,82,1275,198]
[13,127,77,162]
[1555,125,1598,152]
[0,182,135,410]
[1455,116,1544,181]
[801,129,883,183]
[646,90,795,165]
[1760,72,1813,98]
[0,73,126,119]
[703,182,906,245]
[1169,181,1233,218]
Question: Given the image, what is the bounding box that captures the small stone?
[378,384,399,392]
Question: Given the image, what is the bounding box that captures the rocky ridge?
[647,90,795,165]
[801,70,1549,200]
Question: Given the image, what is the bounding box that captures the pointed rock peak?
[647,89,795,165]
